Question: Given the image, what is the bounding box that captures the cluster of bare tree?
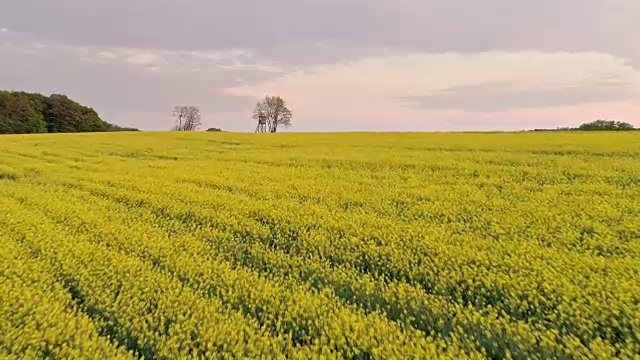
[171,95,293,133]
[171,105,202,131]
[253,95,292,133]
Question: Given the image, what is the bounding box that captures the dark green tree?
[45,94,109,133]
[578,120,635,131]
[0,91,47,134]
[0,90,135,134]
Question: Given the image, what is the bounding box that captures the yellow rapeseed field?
[0,131,639,359]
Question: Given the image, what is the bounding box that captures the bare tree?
[252,96,292,133]
[172,105,202,131]
[183,106,202,131]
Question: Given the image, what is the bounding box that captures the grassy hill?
[0,131,639,359]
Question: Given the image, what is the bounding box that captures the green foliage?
[578,119,636,131]
[0,90,135,134]
[0,91,47,134]
[0,132,639,359]
[206,127,223,132]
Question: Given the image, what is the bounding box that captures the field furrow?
[1,131,639,359]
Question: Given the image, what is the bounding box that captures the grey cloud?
[0,40,276,130]
[401,80,639,112]
[1,0,638,131]
[1,0,637,67]
[0,1,377,57]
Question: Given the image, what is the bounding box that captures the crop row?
[1,132,638,359]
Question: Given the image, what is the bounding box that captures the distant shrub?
[206,127,223,132]
[532,121,636,132]
[107,125,140,132]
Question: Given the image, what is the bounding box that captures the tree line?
[0,90,137,134]
[5,89,634,135]
[576,120,636,131]
[532,120,637,132]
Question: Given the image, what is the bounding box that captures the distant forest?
[532,120,637,132]
[0,90,137,134]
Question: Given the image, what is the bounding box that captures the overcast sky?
[1,1,638,132]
